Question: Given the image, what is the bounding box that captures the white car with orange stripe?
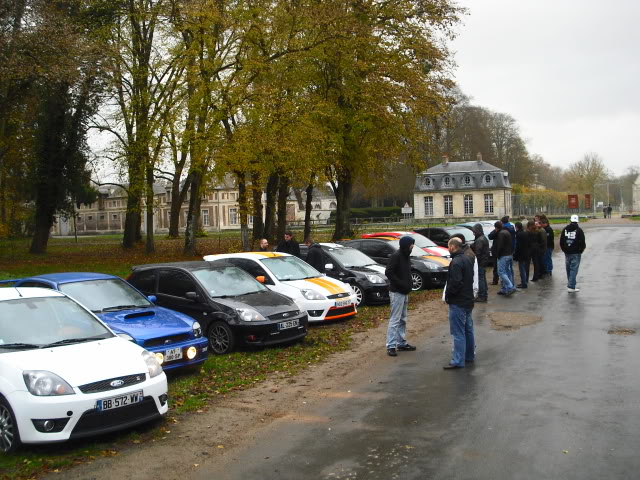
[203,252,358,323]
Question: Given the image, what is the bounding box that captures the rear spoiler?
[0,279,21,286]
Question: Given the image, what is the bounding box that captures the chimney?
[476,152,483,164]
[442,154,449,167]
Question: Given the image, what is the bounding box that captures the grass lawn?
[0,236,442,479]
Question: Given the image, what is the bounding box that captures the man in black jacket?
[276,231,301,258]
[560,215,586,292]
[471,224,490,302]
[304,238,325,273]
[385,236,417,357]
[540,215,554,277]
[513,222,530,289]
[444,237,475,369]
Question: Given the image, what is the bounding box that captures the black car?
[127,261,308,354]
[300,243,390,306]
[413,227,475,248]
[339,239,449,291]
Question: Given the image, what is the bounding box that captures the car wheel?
[208,321,235,355]
[352,284,364,306]
[0,396,20,453]
[411,272,424,291]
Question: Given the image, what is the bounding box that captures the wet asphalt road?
[195,224,640,480]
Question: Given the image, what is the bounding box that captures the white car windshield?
[387,240,433,258]
[0,296,112,350]
[327,247,377,268]
[192,266,266,297]
[261,256,320,281]
[60,279,152,313]
[407,233,438,248]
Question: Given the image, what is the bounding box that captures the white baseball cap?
[570,214,579,223]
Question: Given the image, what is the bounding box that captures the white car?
[0,288,168,452]
[203,252,358,323]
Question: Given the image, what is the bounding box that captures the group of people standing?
[603,204,613,218]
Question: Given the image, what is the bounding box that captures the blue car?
[1,273,208,370]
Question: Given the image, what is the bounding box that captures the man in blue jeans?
[444,237,476,369]
[385,236,417,356]
[494,221,516,296]
[560,215,586,292]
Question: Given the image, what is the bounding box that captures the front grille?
[325,304,356,319]
[268,310,300,321]
[144,334,191,348]
[328,292,350,299]
[70,397,160,439]
[78,373,146,394]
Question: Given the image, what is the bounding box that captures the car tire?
[0,396,20,453]
[207,321,235,355]
[411,272,424,291]
[352,284,364,306]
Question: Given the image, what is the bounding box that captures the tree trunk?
[145,164,155,254]
[251,172,264,243]
[168,172,190,238]
[332,169,353,241]
[29,205,54,254]
[304,183,314,241]
[236,171,250,251]
[183,171,202,256]
[276,175,289,240]
[263,172,278,241]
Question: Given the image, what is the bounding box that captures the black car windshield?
[327,247,377,268]
[261,256,320,281]
[387,240,430,258]
[0,296,112,350]
[60,279,151,312]
[444,228,475,242]
[192,266,266,297]
[406,233,438,248]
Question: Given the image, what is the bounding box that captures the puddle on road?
[607,327,636,336]
[489,312,543,331]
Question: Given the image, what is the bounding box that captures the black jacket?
[495,229,513,258]
[385,245,413,294]
[445,250,475,309]
[543,225,555,250]
[472,226,490,268]
[305,243,325,272]
[527,229,545,254]
[488,229,498,258]
[514,230,530,262]
[276,239,301,258]
[560,223,586,254]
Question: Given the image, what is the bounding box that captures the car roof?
[318,242,350,249]
[13,272,118,284]
[0,287,65,301]
[132,260,231,271]
[204,252,292,261]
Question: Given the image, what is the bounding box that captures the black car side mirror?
[185,291,198,301]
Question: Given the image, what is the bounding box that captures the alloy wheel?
[208,322,234,354]
[0,402,16,453]
[352,285,364,306]
[411,272,424,291]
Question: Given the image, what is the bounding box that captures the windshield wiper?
[0,342,43,350]
[43,337,104,347]
[101,304,143,312]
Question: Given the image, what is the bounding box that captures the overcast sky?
[450,0,640,176]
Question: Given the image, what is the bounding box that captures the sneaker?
[568,288,580,293]
[505,289,517,296]
[387,348,397,357]
[397,344,417,351]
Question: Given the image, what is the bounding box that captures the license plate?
[97,390,143,412]
[165,347,182,362]
[335,299,352,307]
[278,319,300,330]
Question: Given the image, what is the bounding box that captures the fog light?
[308,310,323,317]
[186,346,197,360]
[43,420,55,432]
[154,353,164,365]
[32,418,69,433]
[246,335,258,342]
[159,394,168,406]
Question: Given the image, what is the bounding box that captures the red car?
[360,231,450,258]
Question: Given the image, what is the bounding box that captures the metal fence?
[511,194,592,218]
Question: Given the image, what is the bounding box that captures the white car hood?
[283,277,351,296]
[4,337,148,387]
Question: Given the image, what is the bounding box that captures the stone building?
[413,158,512,221]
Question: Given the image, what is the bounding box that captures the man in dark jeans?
[540,215,554,277]
[471,224,490,302]
[513,222,530,288]
[560,215,586,292]
[488,227,499,285]
[444,237,475,369]
[495,221,516,296]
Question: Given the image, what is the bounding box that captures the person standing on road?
[540,215,554,277]
[495,221,516,296]
[444,237,475,369]
[385,236,417,357]
[607,205,613,219]
[304,238,325,273]
[258,238,270,251]
[527,220,545,282]
[276,231,301,258]
[471,224,490,302]
[488,227,499,285]
[513,222,530,288]
[560,215,586,293]
[451,233,478,299]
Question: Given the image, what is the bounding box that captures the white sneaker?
[568,288,580,293]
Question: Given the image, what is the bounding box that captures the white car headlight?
[192,321,202,337]
[365,274,385,284]
[236,308,266,322]
[423,262,439,270]
[301,289,326,300]
[142,350,163,377]
[23,370,75,396]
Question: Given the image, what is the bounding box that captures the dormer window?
[464,175,472,186]
[483,174,492,185]
[424,177,432,187]
[444,176,453,187]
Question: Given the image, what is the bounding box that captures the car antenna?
[14,287,23,297]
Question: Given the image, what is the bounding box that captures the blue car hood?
[97,306,195,341]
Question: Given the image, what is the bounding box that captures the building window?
[99,215,105,220]
[444,195,453,216]
[483,174,492,185]
[464,175,472,186]
[484,194,494,214]
[229,208,238,225]
[424,177,432,187]
[202,209,209,226]
[329,201,337,208]
[249,215,254,225]
[314,203,321,209]
[444,176,452,187]
[424,196,434,216]
[87,215,92,220]
[464,194,473,215]
[112,214,118,220]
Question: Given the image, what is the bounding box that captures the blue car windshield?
[59,279,151,312]
[192,266,266,297]
[0,297,112,349]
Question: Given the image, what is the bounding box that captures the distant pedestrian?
[540,215,554,277]
[603,206,608,219]
[276,231,301,258]
[513,222,530,288]
[258,238,270,252]
[527,220,545,282]
[494,221,516,296]
[304,237,325,273]
[385,236,417,357]
[560,215,586,293]
[471,224,490,302]
[443,237,475,369]
[607,205,613,219]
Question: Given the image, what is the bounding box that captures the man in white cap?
[560,215,586,292]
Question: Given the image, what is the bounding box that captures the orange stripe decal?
[252,252,284,257]
[421,255,450,267]
[306,277,343,295]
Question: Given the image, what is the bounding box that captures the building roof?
[423,160,503,174]
[415,160,511,191]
